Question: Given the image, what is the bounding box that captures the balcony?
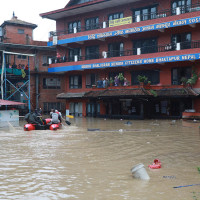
[49,3,200,38]
[49,40,200,64]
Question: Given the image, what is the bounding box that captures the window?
[108,42,124,57]
[68,0,92,6]
[68,48,82,62]
[85,45,99,60]
[133,5,157,22]
[68,21,81,33]
[171,0,191,15]
[43,78,61,89]
[108,12,124,21]
[131,70,160,85]
[18,29,24,34]
[171,67,191,85]
[42,56,52,66]
[43,102,63,114]
[85,17,99,31]
[86,73,98,88]
[86,103,100,117]
[69,75,82,89]
[109,72,124,80]
[171,33,191,50]
[17,55,27,59]
[70,102,82,117]
[133,38,157,54]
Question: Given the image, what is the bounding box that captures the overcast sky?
[0,0,69,41]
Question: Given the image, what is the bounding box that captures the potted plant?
[109,77,114,86]
[118,73,124,86]
[147,80,151,86]
[145,80,151,89]
[137,75,148,87]
[180,77,187,86]
[186,68,199,87]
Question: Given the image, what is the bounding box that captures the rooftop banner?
[48,53,200,73]
[48,15,200,46]
[109,16,132,27]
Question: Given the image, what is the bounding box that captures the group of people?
[25,108,62,125]
[97,77,129,88]
[7,63,29,70]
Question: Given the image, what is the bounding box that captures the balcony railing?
[49,3,200,37]
[49,40,200,64]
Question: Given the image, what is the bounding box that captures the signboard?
[48,15,200,46]
[48,53,200,73]
[109,16,132,27]
[0,110,19,127]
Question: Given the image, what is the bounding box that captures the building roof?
[57,92,86,99]
[40,0,138,20]
[0,99,25,106]
[1,16,37,29]
[155,88,199,97]
[57,88,199,99]
[0,42,56,51]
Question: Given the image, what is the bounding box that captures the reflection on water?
[0,118,200,200]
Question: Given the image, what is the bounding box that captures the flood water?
[0,118,200,200]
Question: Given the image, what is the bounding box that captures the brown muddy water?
[0,118,200,200]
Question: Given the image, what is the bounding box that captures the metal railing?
[49,3,200,37]
[49,40,200,64]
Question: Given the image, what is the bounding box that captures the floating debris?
[87,128,100,131]
[124,121,132,125]
[163,176,176,179]
[173,183,200,188]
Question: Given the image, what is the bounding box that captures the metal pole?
[4,53,6,100]
[28,56,31,112]
[1,51,5,99]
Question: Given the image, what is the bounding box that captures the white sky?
[0,0,69,41]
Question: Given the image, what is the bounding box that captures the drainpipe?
[36,73,39,109]
[34,50,39,109]
[140,102,144,119]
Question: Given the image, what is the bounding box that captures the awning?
[56,88,199,100]
[57,92,86,99]
[0,99,26,106]
[84,88,149,98]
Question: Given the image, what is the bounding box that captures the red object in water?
[148,159,161,169]
[24,124,36,131]
[24,118,61,131]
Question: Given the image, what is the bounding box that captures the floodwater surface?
[0,118,200,200]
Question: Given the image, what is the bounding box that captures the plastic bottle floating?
[148,159,161,169]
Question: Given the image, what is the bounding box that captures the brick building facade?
[0,15,65,114]
[40,0,200,119]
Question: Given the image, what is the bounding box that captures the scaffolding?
[0,51,35,112]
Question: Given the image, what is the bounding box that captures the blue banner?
[48,16,200,46]
[48,53,200,73]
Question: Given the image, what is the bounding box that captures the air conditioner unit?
[102,51,107,58]
[136,15,141,22]
[176,43,181,50]
[48,58,52,64]
[53,36,58,45]
[73,27,77,33]
[137,48,141,55]
[103,21,107,28]
[176,7,181,15]
[0,27,3,37]
[74,55,78,62]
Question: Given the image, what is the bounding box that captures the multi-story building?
[0,14,65,114]
[40,0,200,119]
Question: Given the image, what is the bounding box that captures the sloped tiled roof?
[1,17,37,29]
[57,92,86,99]
[56,88,199,99]
[0,99,25,106]
[155,88,199,97]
